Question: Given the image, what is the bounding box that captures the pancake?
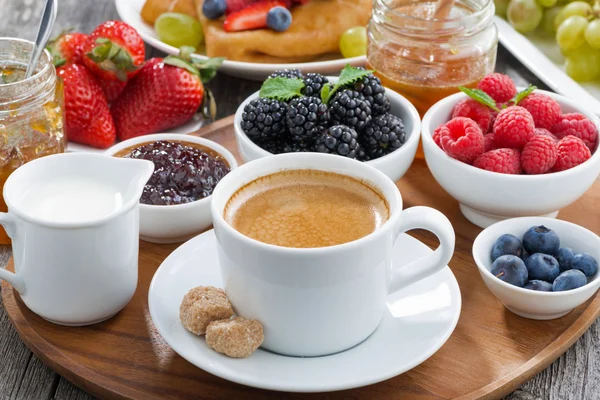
[140,0,371,63]
[195,0,371,63]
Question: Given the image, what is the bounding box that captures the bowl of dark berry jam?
[106,134,238,243]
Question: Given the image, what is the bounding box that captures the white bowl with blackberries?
[473,217,600,320]
[234,66,421,182]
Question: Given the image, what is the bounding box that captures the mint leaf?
[336,64,374,88]
[459,87,500,111]
[320,83,332,104]
[259,77,304,101]
[511,85,537,105]
[320,65,374,104]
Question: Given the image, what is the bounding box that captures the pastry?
[195,0,371,63]
[141,0,197,25]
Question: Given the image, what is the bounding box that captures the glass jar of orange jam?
[367,0,497,156]
[0,38,66,244]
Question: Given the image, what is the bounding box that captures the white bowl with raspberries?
[233,70,421,183]
[422,73,600,228]
[473,217,600,320]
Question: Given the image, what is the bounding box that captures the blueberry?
[571,253,598,277]
[523,280,553,292]
[491,255,528,287]
[266,6,292,32]
[491,234,523,261]
[556,247,575,272]
[522,225,560,256]
[525,253,560,282]
[202,0,227,19]
[552,269,587,292]
[522,252,530,265]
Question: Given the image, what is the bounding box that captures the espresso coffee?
[224,170,389,248]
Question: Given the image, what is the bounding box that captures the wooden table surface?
[0,1,598,399]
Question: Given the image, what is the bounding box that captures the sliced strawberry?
[226,0,257,14]
[223,0,287,32]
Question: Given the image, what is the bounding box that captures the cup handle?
[388,206,455,294]
[0,213,24,294]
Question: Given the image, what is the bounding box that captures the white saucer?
[116,0,366,80]
[148,230,462,393]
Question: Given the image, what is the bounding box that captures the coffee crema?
[224,170,389,248]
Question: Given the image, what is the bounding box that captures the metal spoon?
[25,0,58,79]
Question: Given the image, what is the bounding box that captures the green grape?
[495,0,511,17]
[541,6,564,34]
[538,0,558,7]
[554,2,592,30]
[508,0,544,33]
[339,26,367,58]
[584,19,600,49]
[556,15,589,51]
[155,12,204,49]
[565,47,600,81]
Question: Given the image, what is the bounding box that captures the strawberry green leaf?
[164,56,200,76]
[336,64,374,88]
[511,85,537,105]
[458,86,500,111]
[259,77,304,101]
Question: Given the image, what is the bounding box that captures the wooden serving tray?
[3,116,600,400]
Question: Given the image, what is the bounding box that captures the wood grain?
[2,119,600,400]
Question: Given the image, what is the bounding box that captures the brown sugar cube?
[179,286,234,335]
[205,317,264,358]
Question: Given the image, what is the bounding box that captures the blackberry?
[241,98,288,142]
[257,139,313,154]
[269,68,303,80]
[351,73,391,116]
[315,125,361,159]
[286,96,329,142]
[329,89,372,132]
[302,73,329,97]
[362,113,407,159]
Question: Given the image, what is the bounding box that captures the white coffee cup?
[211,153,455,357]
[0,153,154,326]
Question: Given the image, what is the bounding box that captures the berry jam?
[116,140,230,206]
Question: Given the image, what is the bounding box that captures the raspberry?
[534,127,558,142]
[551,113,598,151]
[433,126,443,148]
[493,106,535,149]
[518,93,562,130]
[484,133,496,152]
[477,73,517,103]
[521,135,558,174]
[473,149,522,174]
[451,99,492,133]
[439,117,484,164]
[552,135,592,172]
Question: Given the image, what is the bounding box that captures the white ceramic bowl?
[422,89,600,228]
[105,133,238,244]
[473,217,600,320]
[233,77,421,182]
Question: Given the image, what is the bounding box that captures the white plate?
[66,116,206,152]
[148,229,461,392]
[115,0,366,80]
[495,16,600,116]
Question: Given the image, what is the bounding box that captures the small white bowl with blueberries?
[233,65,421,182]
[473,217,600,320]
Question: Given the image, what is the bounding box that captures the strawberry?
[82,21,145,103]
[111,50,223,141]
[57,64,116,149]
[226,0,258,14]
[46,31,88,66]
[223,0,287,32]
